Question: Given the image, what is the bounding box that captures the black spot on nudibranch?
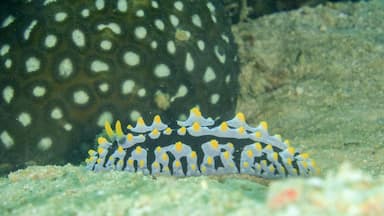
[0,0,240,172]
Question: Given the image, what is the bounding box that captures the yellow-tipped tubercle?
[135,146,142,154]
[210,139,219,149]
[97,137,108,145]
[238,126,245,134]
[153,115,161,124]
[191,107,201,117]
[152,128,160,136]
[260,121,268,130]
[104,121,114,138]
[236,112,245,122]
[220,122,228,131]
[115,120,123,137]
[175,141,183,152]
[137,117,145,126]
[127,133,133,141]
[192,122,201,132]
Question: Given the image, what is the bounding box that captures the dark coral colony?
[0,0,317,177]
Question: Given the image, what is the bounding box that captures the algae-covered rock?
[234,0,384,176]
[267,163,384,215]
[0,165,267,215]
[1,163,383,215]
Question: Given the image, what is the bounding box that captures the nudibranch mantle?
[85,107,318,178]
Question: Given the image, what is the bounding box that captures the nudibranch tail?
[85,107,318,178]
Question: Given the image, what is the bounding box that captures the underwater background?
[0,0,383,215]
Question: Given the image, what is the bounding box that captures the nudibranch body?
[86,107,318,178]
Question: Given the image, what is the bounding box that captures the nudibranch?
[85,107,318,178]
[0,0,239,168]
